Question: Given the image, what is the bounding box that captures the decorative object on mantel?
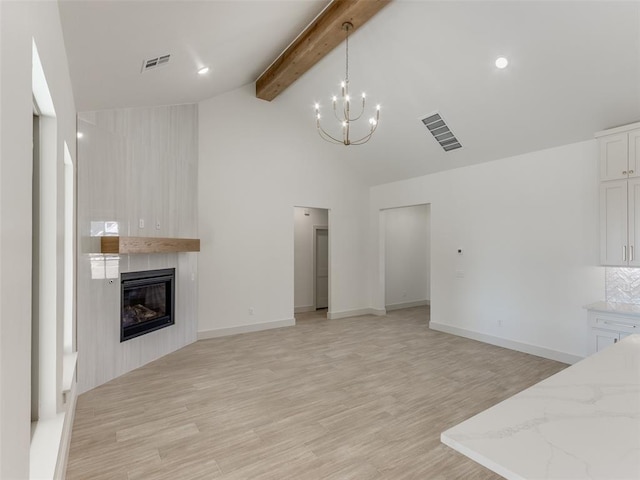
[314,22,380,146]
[100,236,200,254]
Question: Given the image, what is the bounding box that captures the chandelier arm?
[317,129,343,145]
[348,107,366,122]
[349,134,374,145]
[332,103,344,123]
[349,123,379,145]
[317,124,346,144]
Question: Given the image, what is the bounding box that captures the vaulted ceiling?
[59,1,640,185]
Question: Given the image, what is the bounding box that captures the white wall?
[0,1,76,476]
[370,141,604,362]
[294,207,328,311]
[198,84,371,336]
[384,204,430,308]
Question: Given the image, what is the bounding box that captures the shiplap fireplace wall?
[76,104,199,393]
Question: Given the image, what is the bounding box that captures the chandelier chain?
[345,24,349,85]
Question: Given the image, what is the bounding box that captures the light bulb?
[376,104,381,111]
[317,113,321,120]
[197,66,210,75]
[341,81,345,88]
[342,121,347,127]
[332,96,337,102]
[495,57,509,69]
[362,92,366,98]
[77,132,84,139]
[369,118,377,125]
[345,95,350,102]
[314,103,319,110]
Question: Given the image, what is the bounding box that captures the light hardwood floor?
[67,306,566,479]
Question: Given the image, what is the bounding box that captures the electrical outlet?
[249,307,254,315]
[155,220,161,230]
[139,219,145,229]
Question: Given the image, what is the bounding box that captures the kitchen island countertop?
[441,334,640,480]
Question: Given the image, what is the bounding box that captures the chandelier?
[314,22,380,146]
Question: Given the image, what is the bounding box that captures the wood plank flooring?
[66,306,567,479]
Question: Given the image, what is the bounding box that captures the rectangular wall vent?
[421,112,462,152]
[141,54,171,73]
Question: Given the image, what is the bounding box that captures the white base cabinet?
[587,306,639,355]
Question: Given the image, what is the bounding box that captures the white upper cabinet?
[600,180,628,265]
[628,177,640,267]
[630,129,640,178]
[599,133,630,181]
[597,122,640,266]
[597,123,640,182]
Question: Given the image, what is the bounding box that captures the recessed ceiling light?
[77,132,84,139]
[495,57,509,69]
[197,66,210,75]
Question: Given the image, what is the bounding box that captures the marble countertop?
[584,301,640,317]
[441,334,640,480]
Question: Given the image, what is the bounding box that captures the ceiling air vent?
[141,54,171,73]
[421,112,462,152]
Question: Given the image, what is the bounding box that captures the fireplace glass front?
[121,268,175,342]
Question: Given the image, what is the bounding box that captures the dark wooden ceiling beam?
[256,0,391,102]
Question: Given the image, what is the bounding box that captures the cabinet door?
[629,129,640,179]
[619,332,632,341]
[599,133,629,181]
[592,328,619,353]
[600,180,628,265]
[629,178,640,266]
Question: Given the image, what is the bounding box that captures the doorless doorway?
[382,204,431,312]
[293,207,330,318]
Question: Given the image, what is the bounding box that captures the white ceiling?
[59,1,640,185]
[58,0,331,111]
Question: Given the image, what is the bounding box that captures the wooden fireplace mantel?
[100,236,200,254]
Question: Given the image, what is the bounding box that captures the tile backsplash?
[605,267,640,304]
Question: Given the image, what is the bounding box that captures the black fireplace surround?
[121,268,175,342]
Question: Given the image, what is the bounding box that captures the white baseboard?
[386,300,430,311]
[429,322,583,365]
[54,380,77,480]
[327,308,386,320]
[197,318,295,340]
[294,305,315,314]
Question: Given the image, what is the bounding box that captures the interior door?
[315,228,328,309]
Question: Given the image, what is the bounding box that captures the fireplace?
[121,268,175,342]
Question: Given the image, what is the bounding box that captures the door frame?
[312,225,329,310]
